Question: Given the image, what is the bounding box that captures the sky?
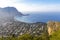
[0,0,60,12]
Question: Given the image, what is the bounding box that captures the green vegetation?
[0,33,49,40]
[50,30,60,40]
[0,30,60,40]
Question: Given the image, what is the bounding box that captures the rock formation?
[47,21,60,35]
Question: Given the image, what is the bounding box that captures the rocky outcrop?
[47,21,60,35]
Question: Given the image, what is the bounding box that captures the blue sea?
[15,12,60,23]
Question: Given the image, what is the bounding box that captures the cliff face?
[47,21,60,35]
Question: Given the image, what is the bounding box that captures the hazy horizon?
[0,0,60,13]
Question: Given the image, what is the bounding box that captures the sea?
[15,12,60,23]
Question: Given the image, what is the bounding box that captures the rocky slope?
[0,21,47,37]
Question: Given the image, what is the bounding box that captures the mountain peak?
[2,7,18,12]
[0,7,22,16]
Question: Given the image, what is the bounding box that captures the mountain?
[0,7,23,25]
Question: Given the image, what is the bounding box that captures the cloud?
[13,3,60,12]
[0,0,19,7]
[0,0,60,12]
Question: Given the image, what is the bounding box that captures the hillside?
[0,21,48,37]
[0,20,60,40]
